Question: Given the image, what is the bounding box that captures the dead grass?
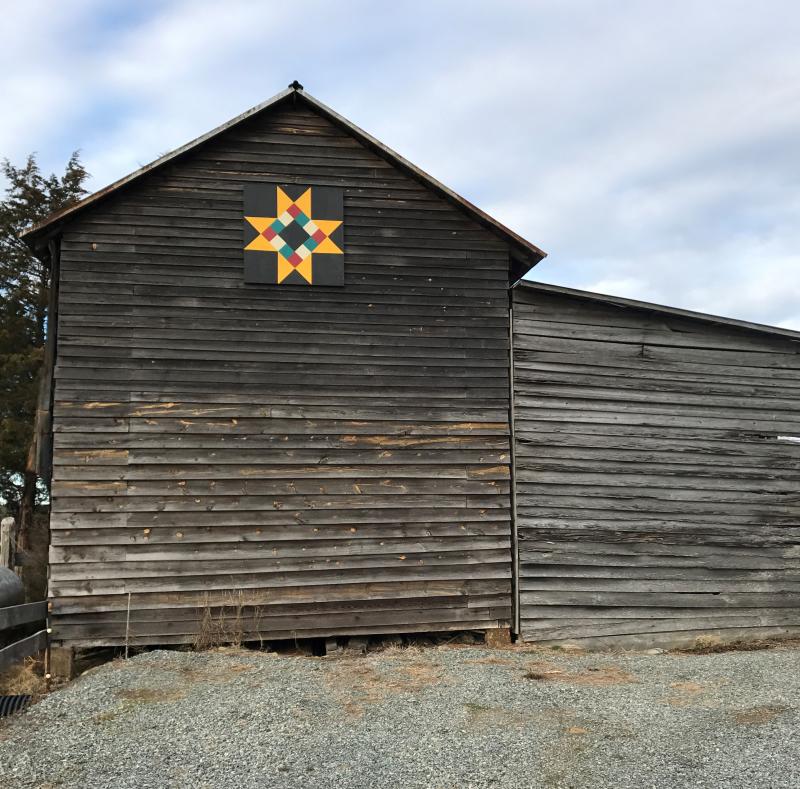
[732,705,789,725]
[325,655,444,716]
[0,656,47,697]
[463,702,533,729]
[366,640,418,656]
[669,681,705,693]
[137,651,255,685]
[523,661,636,686]
[92,684,187,724]
[462,701,598,736]
[464,656,517,667]
[115,687,186,704]
[176,661,254,684]
[671,635,800,655]
[659,677,734,709]
[661,680,715,708]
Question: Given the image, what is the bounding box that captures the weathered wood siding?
[49,101,514,646]
[513,285,800,647]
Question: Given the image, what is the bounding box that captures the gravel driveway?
[1,642,798,789]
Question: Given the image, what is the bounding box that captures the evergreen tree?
[0,152,88,520]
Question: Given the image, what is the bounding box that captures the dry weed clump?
[523,661,636,686]
[192,591,265,651]
[671,635,800,655]
[0,656,47,697]
[731,705,789,725]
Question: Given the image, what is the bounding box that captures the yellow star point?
[276,187,311,217]
[313,219,343,254]
[244,216,274,251]
[277,255,313,284]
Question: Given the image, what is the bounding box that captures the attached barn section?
[512,282,800,647]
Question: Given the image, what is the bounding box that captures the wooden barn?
[21,83,800,654]
[511,282,800,646]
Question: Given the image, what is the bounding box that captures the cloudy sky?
[2,0,799,328]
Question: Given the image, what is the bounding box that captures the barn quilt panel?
[243,184,344,285]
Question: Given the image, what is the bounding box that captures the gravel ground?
[1,642,798,789]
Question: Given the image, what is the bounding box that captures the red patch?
[312,229,326,243]
[262,227,277,241]
[288,252,302,266]
[287,204,301,218]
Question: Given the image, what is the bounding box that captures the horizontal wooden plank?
[50,577,509,614]
[50,562,512,596]
[51,551,511,583]
[51,464,510,483]
[519,590,800,607]
[53,403,511,423]
[520,615,800,641]
[49,521,510,547]
[51,535,509,563]
[55,618,511,648]
[53,593,509,624]
[53,605,511,641]
[52,475,508,497]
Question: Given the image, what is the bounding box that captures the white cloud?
[3,0,799,328]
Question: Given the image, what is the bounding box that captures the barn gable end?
[45,94,521,646]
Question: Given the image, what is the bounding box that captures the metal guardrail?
[0,515,49,676]
[0,601,48,673]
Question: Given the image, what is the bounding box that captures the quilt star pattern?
[243,184,344,286]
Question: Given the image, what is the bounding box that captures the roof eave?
[514,279,800,342]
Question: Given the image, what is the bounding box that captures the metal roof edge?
[513,279,800,343]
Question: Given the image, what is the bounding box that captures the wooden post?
[485,627,512,648]
[1,517,16,569]
[49,646,75,681]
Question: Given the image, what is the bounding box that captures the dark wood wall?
[512,285,800,648]
[48,100,514,647]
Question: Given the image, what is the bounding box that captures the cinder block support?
[324,637,342,656]
[49,645,76,681]
[485,627,512,648]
